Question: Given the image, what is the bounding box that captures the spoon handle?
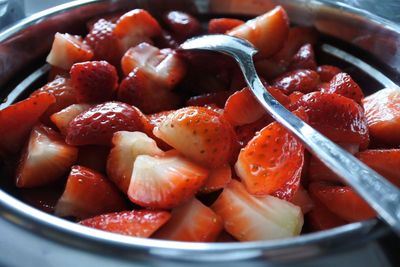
[237,53,400,235]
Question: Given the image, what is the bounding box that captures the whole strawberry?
[66,102,144,146]
[70,61,118,103]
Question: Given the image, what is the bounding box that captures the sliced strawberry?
[211,180,303,241]
[16,125,78,188]
[235,112,305,199]
[235,116,273,148]
[0,92,56,155]
[117,68,181,114]
[141,111,174,150]
[154,198,222,242]
[66,102,145,146]
[228,6,289,58]
[288,43,317,70]
[79,210,171,238]
[272,69,320,94]
[50,104,92,135]
[84,19,123,66]
[322,73,364,104]
[316,65,342,83]
[54,165,127,219]
[293,92,369,146]
[46,33,94,70]
[128,150,208,209]
[113,9,161,51]
[107,131,163,193]
[70,61,118,103]
[255,58,287,80]
[208,18,244,34]
[186,91,231,108]
[153,106,237,168]
[308,182,375,222]
[363,87,400,145]
[290,186,313,214]
[76,145,110,174]
[163,11,200,40]
[199,164,232,194]
[288,91,304,106]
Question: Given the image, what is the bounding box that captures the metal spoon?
[180,34,400,235]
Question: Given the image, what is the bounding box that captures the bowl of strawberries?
[0,0,399,264]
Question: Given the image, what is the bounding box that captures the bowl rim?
[0,0,395,258]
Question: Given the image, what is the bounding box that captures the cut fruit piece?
[288,43,317,71]
[153,106,237,168]
[16,125,78,188]
[308,182,375,222]
[107,131,164,193]
[79,210,171,238]
[272,69,320,94]
[0,92,55,155]
[208,18,244,34]
[211,180,303,241]
[235,116,273,148]
[199,164,232,194]
[363,87,400,145]
[322,73,364,104]
[50,104,92,135]
[46,33,94,70]
[228,6,289,58]
[186,91,231,108]
[163,11,201,40]
[154,198,223,242]
[316,65,342,83]
[54,165,127,220]
[128,151,208,209]
[290,186,313,214]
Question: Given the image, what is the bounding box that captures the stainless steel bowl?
[0,0,398,265]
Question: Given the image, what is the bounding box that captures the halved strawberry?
[208,18,244,34]
[211,180,303,241]
[76,145,110,174]
[290,186,313,214]
[163,11,200,40]
[153,106,237,168]
[16,125,78,188]
[0,92,55,155]
[316,65,342,83]
[107,131,163,193]
[235,116,273,148]
[228,6,289,58]
[293,92,369,146]
[235,111,305,200]
[113,9,161,51]
[186,91,231,108]
[50,104,92,135]
[288,43,317,70]
[308,182,375,222]
[154,198,223,242]
[54,165,127,219]
[70,61,118,103]
[199,164,232,194]
[66,102,145,146]
[46,33,94,70]
[272,69,320,94]
[79,210,171,238]
[322,73,364,104]
[255,58,287,80]
[128,150,208,209]
[363,87,400,145]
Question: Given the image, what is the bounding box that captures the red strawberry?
[186,91,231,108]
[79,210,171,238]
[321,73,364,104]
[84,19,123,66]
[316,65,342,82]
[66,102,145,146]
[117,69,181,114]
[54,165,127,219]
[163,11,200,40]
[290,186,313,214]
[272,69,320,94]
[16,125,78,188]
[363,88,400,145]
[288,43,317,70]
[47,66,69,81]
[70,61,118,103]
[255,58,287,80]
[235,116,273,148]
[235,111,305,199]
[293,92,369,146]
[140,111,174,150]
[128,150,208,209]
[208,18,244,34]
[154,198,223,242]
[50,104,92,135]
[199,164,232,194]
[76,145,110,174]
[46,33,93,70]
[0,92,56,155]
[228,6,289,58]
[107,131,163,193]
[308,182,375,222]
[288,91,304,106]
[211,180,303,241]
[153,106,237,168]
[113,9,161,51]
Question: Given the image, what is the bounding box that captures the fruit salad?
[1,6,399,242]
